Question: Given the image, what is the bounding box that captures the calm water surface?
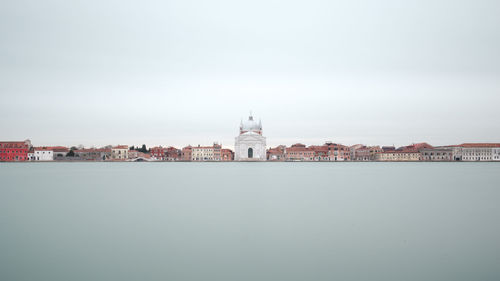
[1,162,499,281]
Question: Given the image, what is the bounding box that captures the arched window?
[248,147,253,158]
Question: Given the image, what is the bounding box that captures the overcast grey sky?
[1,0,499,148]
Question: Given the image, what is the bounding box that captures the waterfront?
[1,163,499,281]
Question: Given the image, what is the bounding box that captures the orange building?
[324,142,350,161]
[285,144,314,161]
[221,149,234,161]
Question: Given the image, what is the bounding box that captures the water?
[1,162,499,281]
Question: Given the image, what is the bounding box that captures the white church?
[234,114,267,161]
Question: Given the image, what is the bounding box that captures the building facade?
[460,143,500,161]
[420,148,453,161]
[181,146,192,161]
[111,145,129,160]
[0,140,31,162]
[351,145,382,161]
[52,147,70,160]
[234,114,266,161]
[325,142,350,161]
[221,148,234,161]
[267,145,286,161]
[310,145,329,161]
[375,151,421,161]
[192,144,221,161]
[75,148,111,161]
[151,146,180,161]
[285,143,315,161]
[33,147,54,161]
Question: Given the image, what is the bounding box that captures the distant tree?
[139,144,147,153]
[129,146,135,150]
[70,146,78,151]
[67,150,75,157]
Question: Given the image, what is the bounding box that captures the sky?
[1,0,499,149]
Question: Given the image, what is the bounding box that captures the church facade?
[234,114,266,161]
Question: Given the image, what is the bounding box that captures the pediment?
[236,135,266,142]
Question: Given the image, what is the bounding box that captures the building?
[29,146,70,161]
[221,149,234,161]
[493,147,500,161]
[192,143,221,161]
[111,145,129,160]
[382,146,395,152]
[349,144,365,160]
[150,146,180,161]
[52,147,70,160]
[181,146,192,161]
[398,142,433,152]
[0,140,31,162]
[351,145,382,161]
[420,148,453,161]
[440,145,463,161]
[460,143,500,161]
[267,145,286,161]
[74,148,111,161]
[234,114,266,161]
[375,150,420,161]
[27,147,34,161]
[150,146,164,160]
[164,147,180,161]
[33,147,54,161]
[310,145,330,161]
[374,142,432,161]
[285,144,315,161]
[325,142,350,161]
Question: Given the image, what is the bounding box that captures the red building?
[221,148,234,161]
[151,146,180,161]
[0,140,32,162]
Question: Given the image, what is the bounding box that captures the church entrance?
[248,148,253,158]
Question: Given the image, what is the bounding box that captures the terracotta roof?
[34,147,54,151]
[398,142,433,151]
[309,145,329,152]
[112,145,129,149]
[75,148,111,153]
[286,146,314,152]
[459,143,500,148]
[50,146,69,152]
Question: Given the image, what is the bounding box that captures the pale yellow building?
[191,144,221,161]
[111,145,129,160]
[375,151,420,161]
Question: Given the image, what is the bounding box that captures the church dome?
[240,115,262,133]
